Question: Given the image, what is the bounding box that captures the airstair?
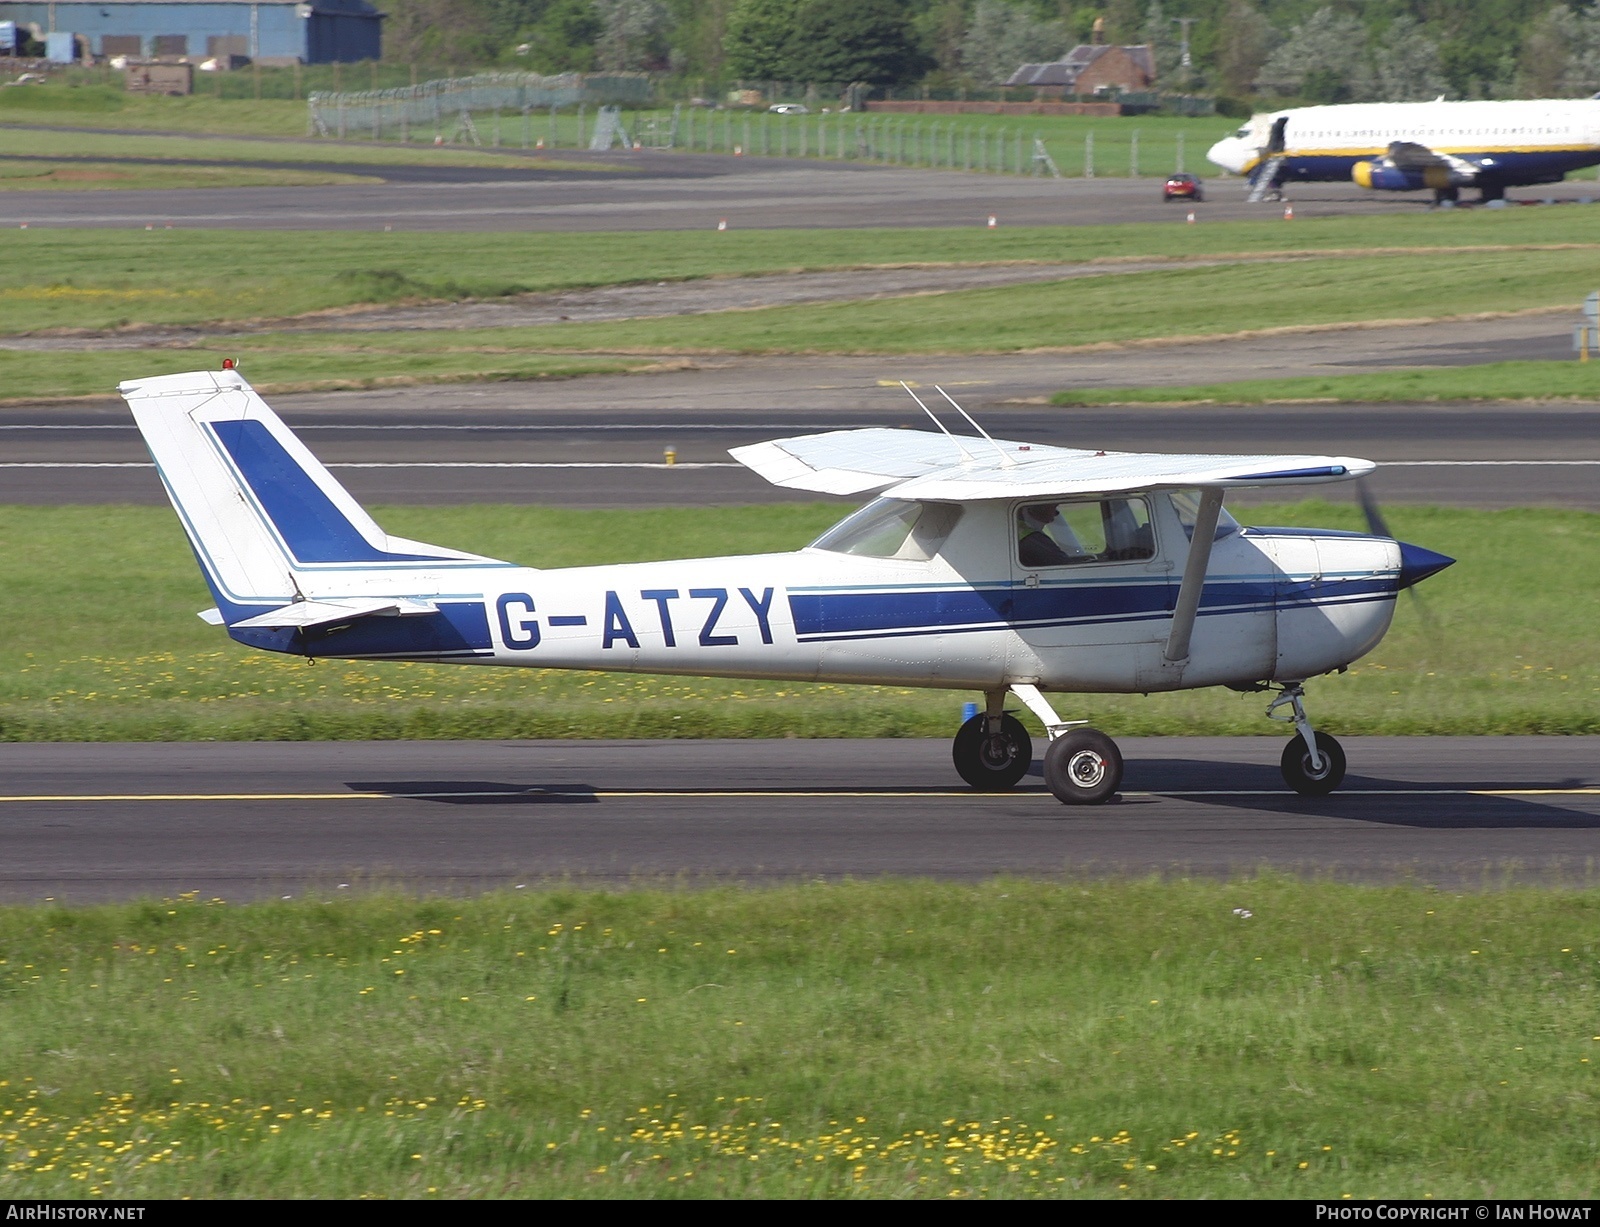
[1030,138,1062,178]
[588,106,633,151]
[1246,156,1285,201]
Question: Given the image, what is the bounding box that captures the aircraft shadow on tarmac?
[1115,758,1600,830]
[346,767,1599,829]
[348,779,997,800]
[346,780,599,805]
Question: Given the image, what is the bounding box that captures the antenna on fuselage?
[900,381,976,463]
[935,385,1015,468]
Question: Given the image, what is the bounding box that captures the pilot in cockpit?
[1017,502,1078,567]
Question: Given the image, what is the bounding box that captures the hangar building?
[0,0,383,64]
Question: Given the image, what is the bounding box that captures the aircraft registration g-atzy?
[123,368,1453,805]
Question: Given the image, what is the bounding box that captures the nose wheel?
[1281,731,1346,795]
[1267,683,1347,795]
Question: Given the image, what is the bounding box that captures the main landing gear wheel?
[1043,728,1124,805]
[952,713,1032,790]
[1281,732,1346,796]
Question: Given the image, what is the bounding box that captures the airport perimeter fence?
[307,72,1211,179]
[306,71,651,142]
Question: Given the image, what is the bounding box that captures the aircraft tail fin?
[121,369,502,623]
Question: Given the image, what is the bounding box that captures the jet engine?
[1351,141,1476,192]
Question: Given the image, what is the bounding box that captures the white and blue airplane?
[122,368,1453,804]
[1207,98,1600,204]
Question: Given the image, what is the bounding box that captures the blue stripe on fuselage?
[1278,148,1600,186]
[788,576,1395,641]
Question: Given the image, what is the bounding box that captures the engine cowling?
[1352,159,1472,192]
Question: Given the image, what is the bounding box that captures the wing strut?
[1164,488,1223,663]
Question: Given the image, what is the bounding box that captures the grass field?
[0,350,654,402]
[0,84,308,136]
[0,125,619,175]
[2,501,1594,743]
[0,77,1240,175]
[1,877,1598,1198]
[497,245,1594,355]
[1050,360,1600,406]
[0,160,378,191]
[12,73,1600,187]
[1,219,1597,400]
[19,243,1581,399]
[0,211,1594,334]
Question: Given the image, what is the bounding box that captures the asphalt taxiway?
[6,384,1596,508]
[2,152,1597,231]
[2,737,1596,901]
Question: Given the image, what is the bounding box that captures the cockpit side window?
[1170,489,1242,541]
[811,499,963,560]
[1016,497,1155,567]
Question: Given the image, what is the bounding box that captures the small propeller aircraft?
[122,368,1453,804]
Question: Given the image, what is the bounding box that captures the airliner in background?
[1206,98,1600,204]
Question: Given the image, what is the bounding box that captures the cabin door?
[1006,496,1174,690]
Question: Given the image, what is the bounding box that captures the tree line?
[380,0,1600,104]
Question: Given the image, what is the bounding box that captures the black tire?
[952,713,1032,791]
[1280,732,1346,795]
[1043,728,1123,805]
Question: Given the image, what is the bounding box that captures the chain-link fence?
[307,71,650,141]
[307,71,1213,178]
[616,108,1201,178]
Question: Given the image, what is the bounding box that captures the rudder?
[122,369,499,621]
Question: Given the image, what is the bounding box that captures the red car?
[1163,173,1204,202]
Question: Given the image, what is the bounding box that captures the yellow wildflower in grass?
[0,1088,487,1194]
[586,1103,1260,1192]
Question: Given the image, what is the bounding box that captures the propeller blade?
[1359,479,1443,633]
[1356,478,1392,540]
[1405,584,1439,634]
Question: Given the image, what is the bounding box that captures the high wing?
[729,427,1374,500]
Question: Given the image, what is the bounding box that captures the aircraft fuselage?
[218,497,1415,696]
[1206,98,1600,194]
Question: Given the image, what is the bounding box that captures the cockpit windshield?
[1171,490,1242,541]
[811,499,963,560]
[1233,125,1251,139]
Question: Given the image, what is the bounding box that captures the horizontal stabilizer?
[732,428,1374,500]
[197,607,225,626]
[230,596,440,631]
